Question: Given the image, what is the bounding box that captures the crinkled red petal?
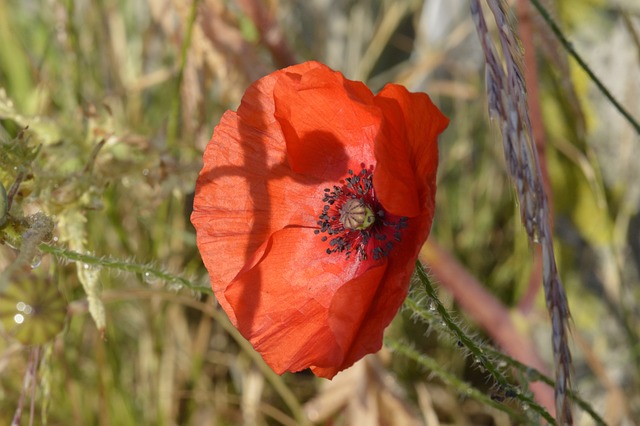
[312,210,433,377]
[273,64,380,180]
[373,84,449,217]
[191,63,334,317]
[193,61,449,379]
[224,227,386,376]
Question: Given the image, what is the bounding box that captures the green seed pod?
[0,273,67,345]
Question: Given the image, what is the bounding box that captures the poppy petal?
[312,212,432,377]
[273,63,381,181]
[192,65,344,299]
[223,226,387,376]
[373,85,449,217]
[192,61,449,379]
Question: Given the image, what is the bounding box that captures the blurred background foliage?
[0,0,639,424]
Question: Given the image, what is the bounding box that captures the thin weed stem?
[529,0,640,135]
[166,0,201,149]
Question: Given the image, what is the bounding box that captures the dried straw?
[470,0,573,424]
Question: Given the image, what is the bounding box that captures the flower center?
[340,199,375,230]
[314,164,408,261]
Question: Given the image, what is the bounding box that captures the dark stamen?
[315,165,408,261]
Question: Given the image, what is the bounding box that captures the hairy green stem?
[387,340,529,423]
[405,290,606,425]
[413,262,555,424]
[38,243,212,294]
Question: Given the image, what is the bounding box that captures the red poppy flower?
[191,61,448,378]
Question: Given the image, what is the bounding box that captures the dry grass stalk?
[470,0,573,424]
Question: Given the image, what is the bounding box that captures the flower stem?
[413,261,555,424]
[405,288,606,425]
[387,339,530,422]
